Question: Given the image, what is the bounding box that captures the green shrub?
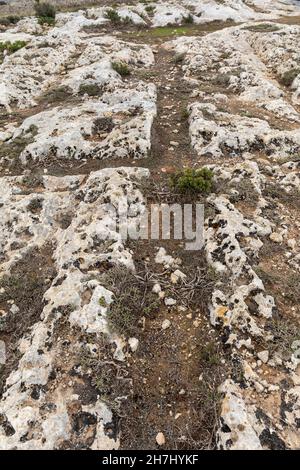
[199,342,221,367]
[34,1,56,25]
[38,16,55,26]
[0,125,38,163]
[0,40,27,54]
[243,23,280,33]
[105,8,121,23]
[183,13,194,24]
[280,68,300,88]
[170,167,214,193]
[0,16,20,26]
[111,61,131,77]
[145,5,155,15]
[40,85,73,104]
[78,83,102,96]
[9,40,27,53]
[180,107,190,121]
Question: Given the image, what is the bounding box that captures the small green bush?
[78,83,102,96]
[180,107,190,121]
[0,16,20,26]
[0,40,27,54]
[40,85,73,104]
[111,61,131,77]
[145,5,155,15]
[280,68,300,88]
[170,167,214,193]
[0,125,38,163]
[183,13,194,24]
[38,16,55,26]
[105,8,121,23]
[8,40,27,53]
[243,23,280,33]
[199,342,221,367]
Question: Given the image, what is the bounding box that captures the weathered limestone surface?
[0,167,148,449]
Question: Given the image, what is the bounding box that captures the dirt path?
[106,25,234,450]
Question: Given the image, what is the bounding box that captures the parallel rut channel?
[111,25,232,450]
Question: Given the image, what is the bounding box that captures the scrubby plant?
[0,40,27,54]
[92,117,114,135]
[27,197,43,214]
[170,167,214,193]
[40,85,73,104]
[105,8,121,23]
[111,61,131,77]
[7,40,27,53]
[98,297,107,307]
[34,1,56,26]
[183,13,194,24]
[78,83,102,97]
[0,16,20,26]
[145,5,155,15]
[81,23,103,33]
[101,266,159,336]
[280,68,300,88]
[180,107,190,121]
[22,173,44,188]
[199,341,221,367]
[243,23,280,33]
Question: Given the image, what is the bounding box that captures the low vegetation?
[243,23,281,33]
[280,68,300,88]
[173,52,186,64]
[78,83,102,96]
[170,167,214,194]
[142,25,193,38]
[264,183,300,209]
[34,1,56,26]
[0,16,20,26]
[101,266,159,336]
[111,61,131,77]
[180,107,190,121]
[145,5,155,16]
[183,14,194,25]
[39,85,73,104]
[199,341,222,367]
[0,40,27,55]
[92,117,114,135]
[104,8,121,24]
[219,178,259,208]
[254,266,300,305]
